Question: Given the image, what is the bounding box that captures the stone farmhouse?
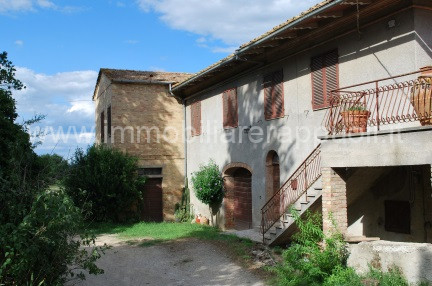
[93,69,190,221]
[94,0,432,282]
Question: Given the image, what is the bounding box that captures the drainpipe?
[168,83,188,187]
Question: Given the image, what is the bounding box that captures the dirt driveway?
[75,235,267,286]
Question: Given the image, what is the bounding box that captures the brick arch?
[222,162,253,176]
[223,162,253,230]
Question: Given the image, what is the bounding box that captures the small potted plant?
[411,66,432,126]
[341,105,371,133]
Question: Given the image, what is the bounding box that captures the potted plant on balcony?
[341,105,371,133]
[411,66,432,126]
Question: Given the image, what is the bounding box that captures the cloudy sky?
[1,0,321,158]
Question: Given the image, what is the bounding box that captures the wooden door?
[141,178,163,222]
[233,169,252,230]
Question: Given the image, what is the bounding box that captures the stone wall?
[94,79,185,221]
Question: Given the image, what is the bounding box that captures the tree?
[0,51,105,285]
[65,144,147,222]
[191,160,224,225]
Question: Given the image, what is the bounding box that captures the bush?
[275,211,349,286]
[191,160,224,207]
[324,266,363,286]
[0,51,105,285]
[0,190,106,285]
[65,144,146,222]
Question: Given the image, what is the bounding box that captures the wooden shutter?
[273,70,284,118]
[311,49,339,110]
[264,70,285,120]
[107,106,112,137]
[324,49,339,105]
[191,101,201,136]
[223,88,238,128]
[100,111,105,143]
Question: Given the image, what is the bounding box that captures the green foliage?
[65,144,146,222]
[366,266,409,286]
[346,105,368,112]
[275,211,349,286]
[174,183,193,222]
[0,51,105,285]
[191,160,224,207]
[37,154,70,186]
[0,190,106,285]
[323,266,363,286]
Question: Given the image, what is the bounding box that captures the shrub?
[191,160,224,207]
[324,266,363,286]
[65,144,146,222]
[275,211,349,286]
[0,51,105,285]
[191,160,223,224]
[0,190,106,285]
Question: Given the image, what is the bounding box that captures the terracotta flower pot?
[200,217,209,225]
[341,110,371,133]
[411,67,432,126]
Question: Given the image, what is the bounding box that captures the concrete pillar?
[322,167,348,236]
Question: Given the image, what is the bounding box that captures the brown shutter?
[191,101,201,136]
[324,49,339,105]
[100,111,105,143]
[223,88,238,128]
[264,70,284,120]
[107,106,112,137]
[263,73,273,120]
[273,70,284,118]
[311,55,325,109]
[311,49,339,110]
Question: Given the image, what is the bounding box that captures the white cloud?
[13,67,98,156]
[125,39,139,45]
[15,40,24,46]
[0,0,82,13]
[136,0,323,47]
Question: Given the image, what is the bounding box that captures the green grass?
[87,221,252,245]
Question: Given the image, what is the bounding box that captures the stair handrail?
[261,144,322,237]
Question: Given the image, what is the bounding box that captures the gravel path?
[74,235,266,286]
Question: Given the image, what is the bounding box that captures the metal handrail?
[325,68,432,135]
[261,144,322,238]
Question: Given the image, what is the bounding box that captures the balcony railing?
[324,68,432,135]
[261,144,321,237]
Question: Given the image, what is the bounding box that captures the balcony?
[324,68,432,135]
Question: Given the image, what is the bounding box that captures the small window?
[100,111,105,143]
[107,106,112,137]
[385,200,410,234]
[222,88,238,129]
[191,101,201,136]
[263,70,284,120]
[138,167,163,177]
[311,49,339,110]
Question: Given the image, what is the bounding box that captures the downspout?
[168,83,188,187]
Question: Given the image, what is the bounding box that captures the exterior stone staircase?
[261,144,322,246]
[263,180,322,246]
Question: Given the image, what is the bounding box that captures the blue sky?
[1,0,321,158]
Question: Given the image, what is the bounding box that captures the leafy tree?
[0,51,105,285]
[65,144,146,222]
[191,160,224,225]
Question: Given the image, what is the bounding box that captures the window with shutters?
[100,111,105,143]
[263,70,284,120]
[107,105,112,138]
[311,49,339,110]
[190,101,201,136]
[222,88,238,129]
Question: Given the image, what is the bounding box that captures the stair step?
[307,194,316,198]
[314,187,323,191]
[300,201,309,205]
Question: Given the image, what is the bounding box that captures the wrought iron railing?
[324,68,432,135]
[261,144,321,238]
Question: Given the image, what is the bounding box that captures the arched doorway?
[266,150,280,200]
[223,163,253,230]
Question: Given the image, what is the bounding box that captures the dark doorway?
[141,178,163,222]
[224,167,253,230]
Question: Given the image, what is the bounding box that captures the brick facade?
[322,167,348,236]
[94,69,190,221]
